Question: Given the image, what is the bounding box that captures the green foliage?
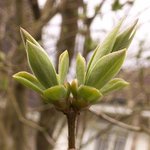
[13,71,45,94]
[100,78,129,95]
[58,50,69,84]
[26,41,58,88]
[86,18,125,75]
[76,54,86,85]
[112,0,123,11]
[77,85,102,103]
[43,85,67,102]
[85,49,126,89]
[112,20,138,52]
[13,18,137,111]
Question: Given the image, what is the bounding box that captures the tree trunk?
[56,0,79,66]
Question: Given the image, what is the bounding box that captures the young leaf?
[13,71,45,94]
[20,28,42,49]
[76,53,86,85]
[112,19,138,52]
[85,49,126,89]
[100,78,129,95]
[26,41,58,88]
[58,50,69,84]
[70,79,78,98]
[77,85,103,103]
[43,85,67,102]
[87,18,125,75]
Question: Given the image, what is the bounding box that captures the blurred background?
[0,0,150,150]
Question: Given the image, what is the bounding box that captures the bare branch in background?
[31,0,66,37]
[28,0,41,20]
[7,87,56,146]
[90,110,150,135]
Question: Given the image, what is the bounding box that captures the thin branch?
[31,0,66,37]
[83,0,105,27]
[29,103,53,112]
[81,123,113,148]
[90,110,150,135]
[28,0,41,20]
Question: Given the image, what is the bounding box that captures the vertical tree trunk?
[0,0,32,150]
[56,0,79,66]
[36,108,63,150]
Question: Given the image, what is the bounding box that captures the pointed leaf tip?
[100,78,129,95]
[87,18,125,75]
[20,27,41,49]
[13,71,45,94]
[85,49,126,89]
[58,50,69,84]
[112,19,138,52]
[26,41,58,88]
[76,53,86,85]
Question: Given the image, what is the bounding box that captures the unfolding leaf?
[76,53,86,85]
[87,18,125,75]
[26,41,58,88]
[85,49,126,89]
[77,85,103,103]
[43,85,67,102]
[58,50,69,84]
[64,82,71,99]
[112,20,138,52]
[20,27,41,49]
[13,71,45,94]
[70,79,78,98]
[100,78,129,95]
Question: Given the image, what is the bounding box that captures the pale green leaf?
[100,78,129,95]
[43,85,67,102]
[76,53,86,85]
[20,28,41,49]
[87,18,125,75]
[13,71,45,94]
[85,49,126,89]
[70,79,78,98]
[26,41,58,88]
[58,50,69,84]
[77,85,103,103]
[112,19,138,52]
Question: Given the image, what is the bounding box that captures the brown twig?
[90,110,150,134]
[66,108,78,150]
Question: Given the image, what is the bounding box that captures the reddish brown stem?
[66,108,78,150]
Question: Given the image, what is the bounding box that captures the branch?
[28,0,41,20]
[31,0,66,37]
[83,0,105,26]
[7,87,55,146]
[90,110,150,135]
[81,123,113,148]
[29,103,53,112]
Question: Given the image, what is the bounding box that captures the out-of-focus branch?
[28,0,41,20]
[31,0,66,37]
[29,104,53,112]
[0,114,9,150]
[81,123,113,148]
[83,0,105,27]
[90,110,150,135]
[41,0,55,17]
[7,87,55,146]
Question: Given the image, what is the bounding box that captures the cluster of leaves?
[13,18,137,112]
